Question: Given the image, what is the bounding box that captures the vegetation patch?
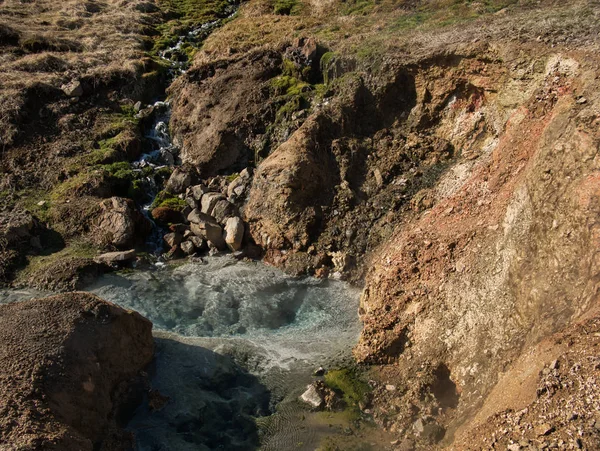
[151,190,186,211]
[273,0,300,15]
[324,368,370,410]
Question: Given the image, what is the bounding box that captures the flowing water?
[87,257,366,450]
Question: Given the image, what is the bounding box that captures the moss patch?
[151,190,186,211]
[324,368,370,409]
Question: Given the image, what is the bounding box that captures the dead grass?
[0,0,159,147]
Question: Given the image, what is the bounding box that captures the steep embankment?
[0,293,153,450]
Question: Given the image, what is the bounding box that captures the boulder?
[165,167,197,194]
[188,184,208,201]
[163,232,183,248]
[96,197,150,249]
[180,240,196,255]
[189,235,206,250]
[151,207,184,225]
[0,293,153,450]
[212,199,238,224]
[185,196,199,210]
[300,384,324,409]
[187,208,215,225]
[190,217,225,250]
[200,192,226,216]
[94,250,136,264]
[224,217,244,251]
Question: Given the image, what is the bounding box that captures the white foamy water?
[86,257,362,450]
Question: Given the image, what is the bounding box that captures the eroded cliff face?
[352,47,600,446]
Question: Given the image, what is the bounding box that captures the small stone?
[313,367,326,376]
[94,249,136,264]
[385,384,396,392]
[576,97,587,104]
[180,240,195,255]
[189,236,206,250]
[550,359,559,370]
[189,184,207,201]
[61,80,83,97]
[300,384,323,409]
[507,444,521,451]
[133,101,143,112]
[37,200,47,207]
[535,423,554,436]
[163,232,182,248]
[200,192,226,216]
[212,199,238,224]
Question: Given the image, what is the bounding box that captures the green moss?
[225,173,239,183]
[101,161,134,182]
[273,0,300,15]
[324,369,370,409]
[271,75,311,97]
[49,171,97,202]
[151,190,185,211]
[15,240,97,284]
[320,52,337,84]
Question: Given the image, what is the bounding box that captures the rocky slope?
[164,0,600,448]
[2,0,600,449]
[0,292,153,450]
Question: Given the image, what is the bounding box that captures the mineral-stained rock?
[0,293,153,450]
[224,216,244,251]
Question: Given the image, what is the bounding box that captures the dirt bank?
[0,292,153,450]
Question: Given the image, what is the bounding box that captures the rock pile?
[159,169,253,258]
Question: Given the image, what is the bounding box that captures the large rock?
[212,199,238,224]
[95,197,150,249]
[0,293,153,450]
[169,50,282,176]
[245,114,338,250]
[189,215,225,250]
[165,166,197,194]
[224,217,244,251]
[200,192,226,216]
[94,249,136,264]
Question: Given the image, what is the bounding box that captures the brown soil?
[0,292,153,450]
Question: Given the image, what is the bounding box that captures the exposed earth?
[1,0,600,449]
